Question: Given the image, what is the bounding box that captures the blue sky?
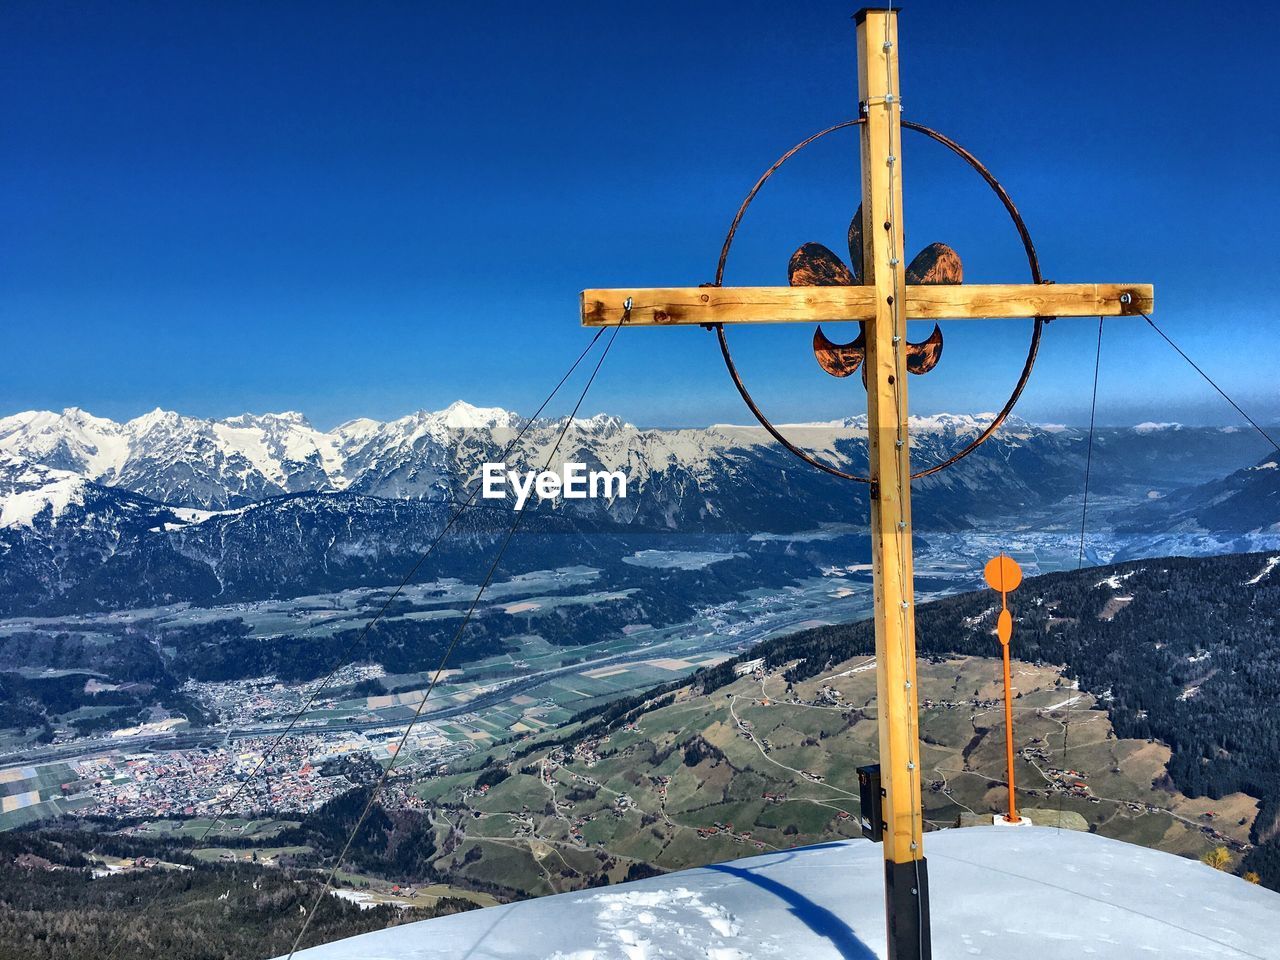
[3,1,1278,429]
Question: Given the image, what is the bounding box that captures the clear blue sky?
[3,1,1278,429]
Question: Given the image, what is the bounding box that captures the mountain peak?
[221,411,313,429]
[435,400,516,431]
[56,406,120,430]
[129,407,183,431]
[575,412,628,432]
[333,417,382,435]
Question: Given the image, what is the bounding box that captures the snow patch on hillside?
[1246,555,1280,585]
[1096,569,1139,590]
[0,474,85,528]
[0,456,91,528]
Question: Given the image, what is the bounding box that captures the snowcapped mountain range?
[0,402,1074,519]
[0,402,1273,616]
[0,403,519,510]
[1,402,1252,517]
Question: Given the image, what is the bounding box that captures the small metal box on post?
[858,763,884,842]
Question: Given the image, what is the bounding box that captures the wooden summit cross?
[580,10,1152,960]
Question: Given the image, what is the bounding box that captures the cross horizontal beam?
[580,282,1153,327]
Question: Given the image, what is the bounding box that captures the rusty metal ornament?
[812,324,867,379]
[796,210,958,382]
[712,118,1047,484]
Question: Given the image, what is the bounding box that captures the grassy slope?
[412,652,1256,898]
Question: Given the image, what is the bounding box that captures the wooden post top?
[853,7,900,25]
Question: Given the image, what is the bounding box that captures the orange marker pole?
[999,628,1018,823]
[984,553,1023,825]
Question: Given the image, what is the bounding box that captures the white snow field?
[287,827,1280,960]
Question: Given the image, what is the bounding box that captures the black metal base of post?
[884,857,931,960]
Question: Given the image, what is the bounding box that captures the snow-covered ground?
[287,827,1279,959]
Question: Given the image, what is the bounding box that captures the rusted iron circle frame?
[712,118,1046,483]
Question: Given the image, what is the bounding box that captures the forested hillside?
[0,827,476,960]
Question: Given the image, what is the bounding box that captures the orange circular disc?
[984,554,1023,593]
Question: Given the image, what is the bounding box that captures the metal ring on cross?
[711,118,1046,483]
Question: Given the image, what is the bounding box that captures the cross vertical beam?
[856,8,931,959]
